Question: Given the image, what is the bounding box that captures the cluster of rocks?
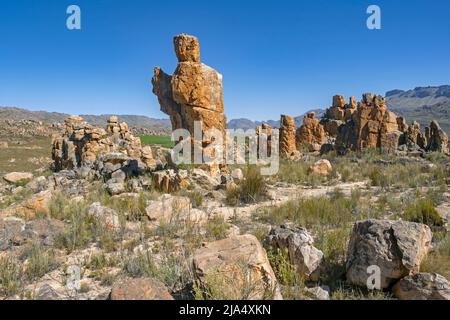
[51,115,173,195]
[293,94,450,156]
[152,34,227,176]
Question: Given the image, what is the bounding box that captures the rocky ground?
[1,133,450,300]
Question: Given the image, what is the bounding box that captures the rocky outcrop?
[296,112,326,152]
[110,278,174,300]
[406,121,427,150]
[427,120,449,154]
[193,234,282,300]
[279,115,301,159]
[265,225,323,280]
[333,94,402,153]
[52,116,147,171]
[346,219,432,289]
[152,34,227,175]
[393,273,450,300]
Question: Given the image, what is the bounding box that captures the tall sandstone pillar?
[152,34,227,175]
[279,115,301,159]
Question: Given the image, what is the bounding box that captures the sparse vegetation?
[0,255,21,297]
[226,165,267,205]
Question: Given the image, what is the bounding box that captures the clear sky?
[1,0,449,121]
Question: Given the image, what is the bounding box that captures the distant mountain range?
[0,107,171,132]
[227,109,326,130]
[2,85,449,134]
[386,85,450,134]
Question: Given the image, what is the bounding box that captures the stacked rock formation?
[295,112,326,152]
[279,115,301,159]
[152,34,227,175]
[321,95,357,137]
[52,116,154,171]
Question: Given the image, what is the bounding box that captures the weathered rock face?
[193,234,282,300]
[346,219,432,289]
[265,225,323,280]
[427,120,449,154]
[152,34,227,174]
[52,116,147,171]
[110,278,174,300]
[279,115,301,159]
[296,112,327,152]
[393,273,450,300]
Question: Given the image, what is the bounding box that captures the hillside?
[386,85,450,134]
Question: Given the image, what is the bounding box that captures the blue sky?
[1,0,449,121]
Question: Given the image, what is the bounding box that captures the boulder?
[110,278,174,300]
[393,273,450,300]
[309,159,332,176]
[193,234,282,300]
[145,194,191,222]
[265,225,323,280]
[346,219,432,288]
[3,172,33,185]
[105,179,125,196]
[88,202,120,230]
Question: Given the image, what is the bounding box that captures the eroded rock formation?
[52,116,148,171]
[295,112,326,151]
[427,120,449,154]
[152,34,227,175]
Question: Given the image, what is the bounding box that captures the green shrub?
[404,198,442,227]
[0,255,21,297]
[205,215,229,240]
[22,243,58,281]
[225,166,267,205]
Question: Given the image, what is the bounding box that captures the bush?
[226,166,267,205]
[22,243,58,281]
[0,255,21,297]
[404,198,442,227]
[205,215,229,240]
